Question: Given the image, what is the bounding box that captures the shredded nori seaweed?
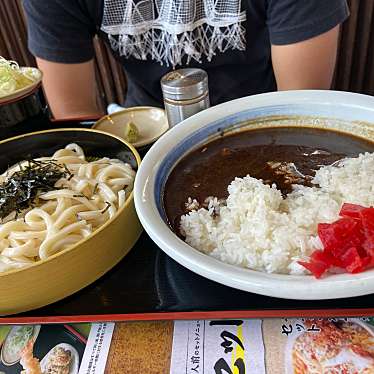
[101,201,111,214]
[0,160,70,220]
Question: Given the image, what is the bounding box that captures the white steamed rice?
[180,152,374,275]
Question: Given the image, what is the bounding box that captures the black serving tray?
[15,233,374,319]
[1,115,374,322]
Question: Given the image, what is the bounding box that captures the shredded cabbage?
[0,56,36,97]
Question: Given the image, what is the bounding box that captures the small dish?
[93,106,169,148]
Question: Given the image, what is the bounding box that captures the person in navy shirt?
[23,0,349,119]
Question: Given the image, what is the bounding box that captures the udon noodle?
[0,143,136,272]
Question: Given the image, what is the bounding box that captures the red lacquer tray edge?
[1,309,374,324]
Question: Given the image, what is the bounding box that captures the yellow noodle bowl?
[0,143,136,272]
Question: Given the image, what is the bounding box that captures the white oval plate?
[40,343,79,374]
[134,90,374,300]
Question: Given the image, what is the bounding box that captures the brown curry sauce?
[163,127,374,233]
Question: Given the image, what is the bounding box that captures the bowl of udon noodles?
[0,128,142,314]
[134,90,374,300]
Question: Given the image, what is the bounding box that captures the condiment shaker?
[160,68,210,127]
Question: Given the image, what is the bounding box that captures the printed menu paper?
[170,319,265,374]
[170,318,374,374]
[0,323,113,374]
[1,317,374,373]
[79,323,115,374]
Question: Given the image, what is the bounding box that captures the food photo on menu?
[0,325,87,374]
[170,318,374,374]
[288,319,374,373]
[264,318,374,374]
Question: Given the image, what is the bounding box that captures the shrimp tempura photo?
[20,339,42,374]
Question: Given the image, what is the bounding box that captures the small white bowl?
[93,106,169,148]
[134,90,374,300]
